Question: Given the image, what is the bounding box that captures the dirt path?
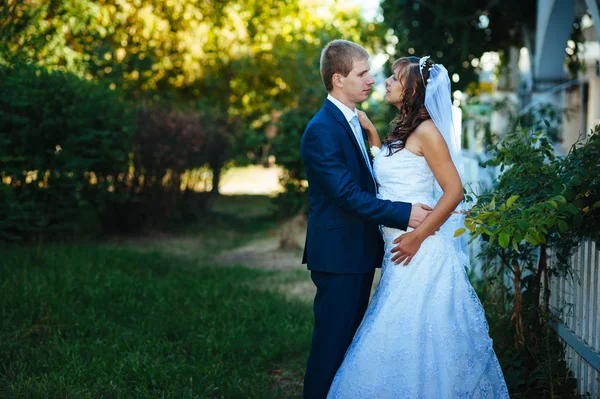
[213,214,318,304]
[214,214,381,304]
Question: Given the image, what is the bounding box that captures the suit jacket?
[300,99,411,274]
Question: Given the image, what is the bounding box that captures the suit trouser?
[303,269,375,399]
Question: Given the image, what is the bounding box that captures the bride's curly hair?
[384,57,435,156]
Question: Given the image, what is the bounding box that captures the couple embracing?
[300,40,509,398]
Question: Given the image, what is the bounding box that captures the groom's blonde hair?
[320,40,369,92]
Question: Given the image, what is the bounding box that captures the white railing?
[549,238,600,397]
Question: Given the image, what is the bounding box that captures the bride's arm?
[357,110,381,149]
[390,120,463,265]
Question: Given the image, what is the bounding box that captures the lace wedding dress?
[327,146,509,398]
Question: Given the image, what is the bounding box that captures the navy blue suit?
[300,99,411,398]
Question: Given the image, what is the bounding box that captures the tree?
[57,0,383,194]
[0,0,94,70]
[380,0,537,91]
[2,0,386,215]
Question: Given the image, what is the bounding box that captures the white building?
[533,0,600,153]
[465,0,600,155]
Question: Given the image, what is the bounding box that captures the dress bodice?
[374,145,435,208]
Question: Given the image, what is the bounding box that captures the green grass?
[0,245,312,398]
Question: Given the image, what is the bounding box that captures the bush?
[464,125,600,396]
[102,104,235,233]
[0,63,134,241]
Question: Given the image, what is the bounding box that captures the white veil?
[420,57,469,268]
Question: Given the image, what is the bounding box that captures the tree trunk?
[539,244,551,313]
[512,259,525,347]
[210,160,222,196]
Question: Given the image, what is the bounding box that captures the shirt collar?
[327,94,358,123]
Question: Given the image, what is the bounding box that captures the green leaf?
[514,232,523,244]
[512,237,520,252]
[525,232,539,245]
[465,221,475,232]
[548,200,558,209]
[454,228,466,237]
[490,197,496,210]
[539,233,547,244]
[498,232,510,249]
[557,219,568,233]
[517,220,530,231]
[564,190,577,201]
[552,182,566,194]
[551,195,567,204]
[506,195,520,208]
[566,204,580,215]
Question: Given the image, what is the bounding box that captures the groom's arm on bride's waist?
[301,122,410,230]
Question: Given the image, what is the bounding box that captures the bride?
[326,56,509,398]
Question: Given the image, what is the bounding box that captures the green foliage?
[0,0,94,71]
[0,244,311,398]
[463,125,600,268]
[272,106,312,217]
[380,0,536,91]
[1,0,389,236]
[64,0,385,165]
[0,63,134,241]
[462,125,600,396]
[102,104,240,232]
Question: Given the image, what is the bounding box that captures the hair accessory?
[419,56,430,71]
[419,55,431,86]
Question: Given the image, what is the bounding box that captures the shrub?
[103,105,206,232]
[0,63,134,241]
[463,125,600,396]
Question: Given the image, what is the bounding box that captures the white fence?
[549,238,600,397]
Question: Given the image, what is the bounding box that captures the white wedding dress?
[327,146,509,398]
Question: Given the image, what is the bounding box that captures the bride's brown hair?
[384,57,435,155]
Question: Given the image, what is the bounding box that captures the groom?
[300,40,432,398]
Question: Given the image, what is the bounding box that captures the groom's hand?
[408,203,432,228]
[391,231,425,266]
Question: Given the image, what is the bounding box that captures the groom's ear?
[332,73,343,88]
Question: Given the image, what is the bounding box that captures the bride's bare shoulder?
[414,119,442,138]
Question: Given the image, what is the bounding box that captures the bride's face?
[385,67,404,108]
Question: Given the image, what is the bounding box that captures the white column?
[587,73,600,133]
[535,0,576,80]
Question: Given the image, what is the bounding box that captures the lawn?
[0,196,312,398]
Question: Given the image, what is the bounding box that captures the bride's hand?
[390,230,425,266]
[357,110,377,136]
